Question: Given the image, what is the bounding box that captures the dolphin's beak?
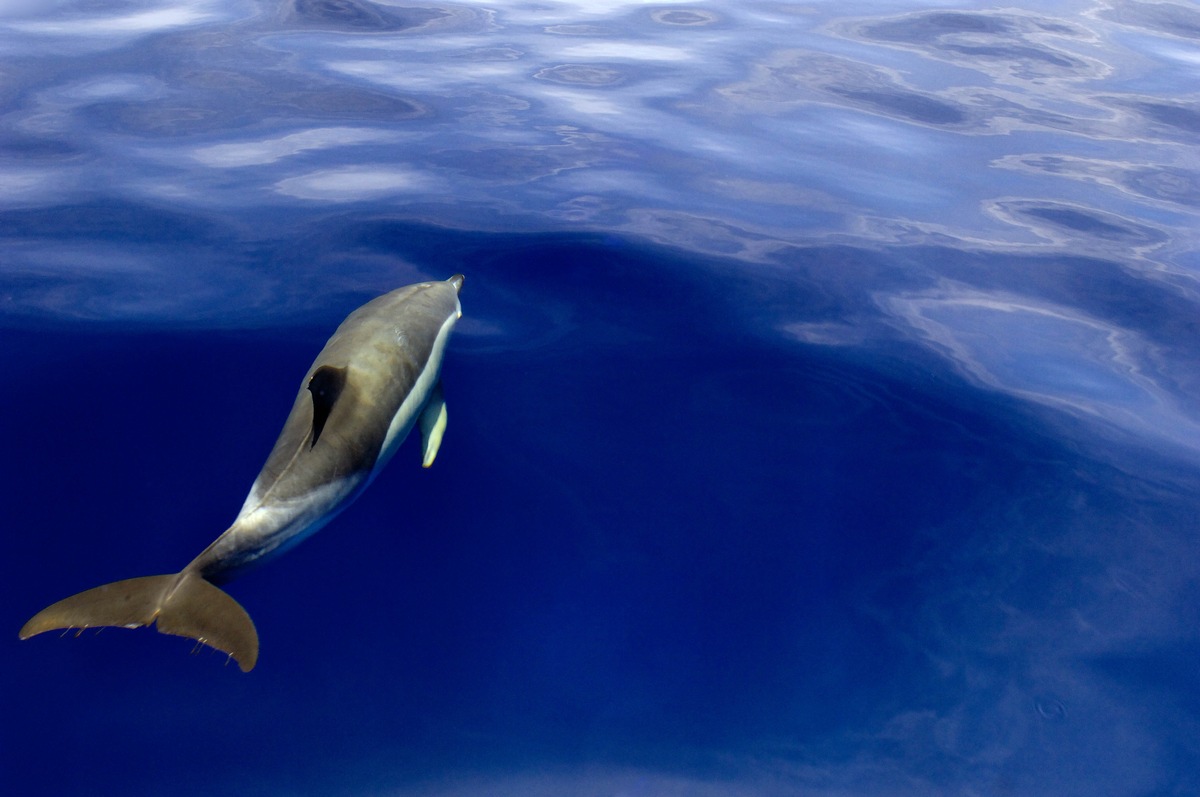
[448,274,465,294]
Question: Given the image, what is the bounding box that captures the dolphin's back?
[192,276,463,581]
[249,280,461,504]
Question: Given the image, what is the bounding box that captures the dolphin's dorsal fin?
[307,365,348,448]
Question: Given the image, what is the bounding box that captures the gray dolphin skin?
[19,274,465,672]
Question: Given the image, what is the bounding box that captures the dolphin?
[19,274,464,672]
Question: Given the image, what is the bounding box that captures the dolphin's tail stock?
[18,572,259,671]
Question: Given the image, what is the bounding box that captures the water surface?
[2,1,1199,795]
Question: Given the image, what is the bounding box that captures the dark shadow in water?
[282,0,449,32]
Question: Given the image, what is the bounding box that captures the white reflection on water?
[10,4,217,35]
[885,286,1200,454]
[190,127,406,167]
[274,164,440,200]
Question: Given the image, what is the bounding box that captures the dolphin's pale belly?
[376,308,459,471]
[209,475,366,575]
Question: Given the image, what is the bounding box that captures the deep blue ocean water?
[3,1,1199,795]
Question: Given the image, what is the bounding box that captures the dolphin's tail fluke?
[18,572,259,672]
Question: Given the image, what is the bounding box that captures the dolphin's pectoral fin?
[419,381,448,468]
[307,365,348,448]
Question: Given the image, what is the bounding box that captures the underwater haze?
[3,0,1200,795]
